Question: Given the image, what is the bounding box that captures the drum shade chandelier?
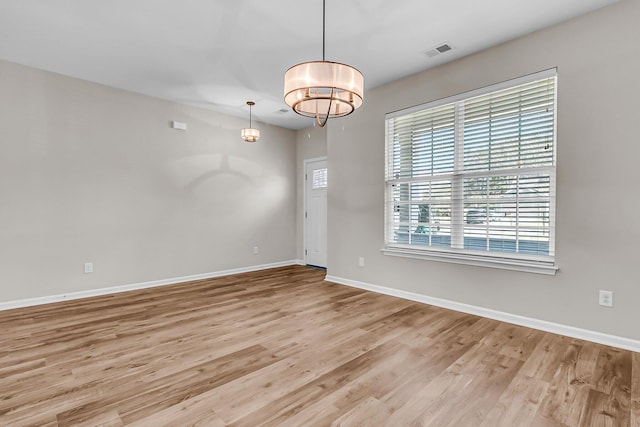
[284,0,364,127]
[241,101,260,143]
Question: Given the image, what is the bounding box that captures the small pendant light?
[241,101,260,143]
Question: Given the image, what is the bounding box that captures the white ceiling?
[0,0,617,130]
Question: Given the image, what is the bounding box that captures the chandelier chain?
[322,0,325,62]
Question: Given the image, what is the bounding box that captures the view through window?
[385,70,557,268]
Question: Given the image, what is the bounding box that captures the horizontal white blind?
[464,78,555,172]
[389,104,455,180]
[385,70,556,262]
[312,167,328,189]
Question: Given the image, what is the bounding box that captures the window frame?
[383,69,558,275]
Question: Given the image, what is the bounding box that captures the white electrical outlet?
[358,256,365,267]
[599,290,613,307]
[84,262,93,274]
[253,246,259,255]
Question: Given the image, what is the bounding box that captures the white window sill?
[381,246,558,275]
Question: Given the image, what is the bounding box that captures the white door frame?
[303,156,328,267]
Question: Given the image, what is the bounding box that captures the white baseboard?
[0,260,302,312]
[325,275,640,353]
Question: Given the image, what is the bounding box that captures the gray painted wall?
[327,0,640,340]
[0,60,297,302]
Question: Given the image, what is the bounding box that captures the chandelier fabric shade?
[283,0,364,127]
[241,127,259,143]
[241,101,260,143]
[284,61,364,123]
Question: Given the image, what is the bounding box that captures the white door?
[305,159,327,268]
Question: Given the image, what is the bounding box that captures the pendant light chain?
[316,0,330,126]
[322,0,325,62]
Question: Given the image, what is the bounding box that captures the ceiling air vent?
[425,43,453,58]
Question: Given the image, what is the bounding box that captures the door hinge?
[305,211,307,218]
[305,249,307,255]
[305,173,307,180]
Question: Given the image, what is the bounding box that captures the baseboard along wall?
[325,275,640,353]
[3,261,636,353]
[0,259,305,312]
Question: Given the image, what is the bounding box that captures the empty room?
[0,0,638,425]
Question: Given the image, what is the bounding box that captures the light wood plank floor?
[0,265,637,426]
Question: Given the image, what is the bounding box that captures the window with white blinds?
[384,69,557,273]
[312,168,328,189]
